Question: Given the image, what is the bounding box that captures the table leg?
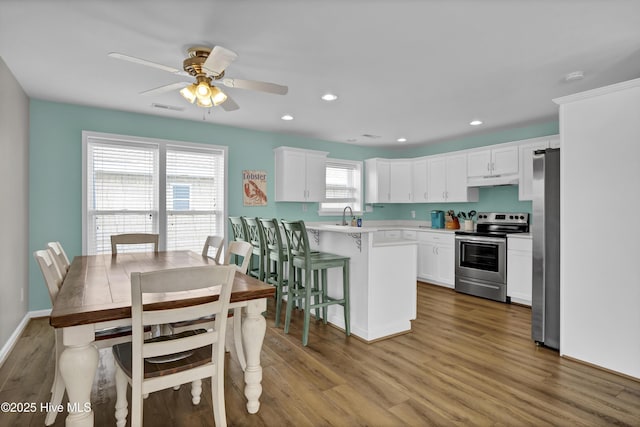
[241,298,267,414]
[59,325,98,427]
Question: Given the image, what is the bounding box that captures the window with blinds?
[319,159,363,214]
[83,132,226,255]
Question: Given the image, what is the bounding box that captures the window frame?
[318,158,363,216]
[82,131,228,255]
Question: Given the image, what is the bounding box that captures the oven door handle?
[455,235,505,244]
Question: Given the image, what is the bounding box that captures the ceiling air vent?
[152,103,184,112]
[361,134,381,139]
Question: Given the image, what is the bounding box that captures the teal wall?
[28,99,557,310]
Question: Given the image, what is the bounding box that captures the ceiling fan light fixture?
[196,81,212,98]
[196,96,213,108]
[179,84,197,103]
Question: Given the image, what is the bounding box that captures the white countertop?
[305,221,459,234]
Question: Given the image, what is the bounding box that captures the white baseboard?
[0,309,52,368]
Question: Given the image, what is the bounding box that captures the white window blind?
[83,132,226,255]
[319,159,362,214]
[166,146,224,252]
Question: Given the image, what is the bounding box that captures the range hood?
[467,175,519,187]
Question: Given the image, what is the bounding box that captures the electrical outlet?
[365,205,373,212]
[302,203,307,212]
[20,287,24,302]
[411,210,416,218]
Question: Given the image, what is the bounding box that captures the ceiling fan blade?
[202,46,238,77]
[140,82,187,96]
[220,95,240,111]
[222,78,288,95]
[108,52,188,76]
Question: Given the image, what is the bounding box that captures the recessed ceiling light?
[397,137,407,143]
[564,71,585,82]
[281,114,294,121]
[470,120,483,126]
[321,93,338,101]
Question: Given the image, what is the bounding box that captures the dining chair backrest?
[242,217,264,251]
[224,240,253,274]
[258,218,285,256]
[110,233,159,254]
[33,250,63,304]
[47,241,70,278]
[228,216,248,242]
[202,235,224,262]
[121,264,235,427]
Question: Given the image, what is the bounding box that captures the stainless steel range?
[454,212,529,302]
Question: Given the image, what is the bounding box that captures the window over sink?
[319,158,363,215]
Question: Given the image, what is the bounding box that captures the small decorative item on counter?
[357,217,362,227]
[445,210,460,229]
[350,217,357,226]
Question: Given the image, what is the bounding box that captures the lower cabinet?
[417,231,454,288]
[507,236,532,305]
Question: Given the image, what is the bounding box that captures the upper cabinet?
[365,158,413,203]
[274,147,328,202]
[428,153,479,203]
[467,144,519,186]
[518,135,560,201]
[412,157,429,203]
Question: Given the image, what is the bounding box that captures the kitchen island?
[304,223,417,342]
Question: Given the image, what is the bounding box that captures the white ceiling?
[1,0,639,147]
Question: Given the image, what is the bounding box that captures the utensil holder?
[464,220,474,231]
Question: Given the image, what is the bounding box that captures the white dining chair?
[111,233,159,254]
[46,241,71,279]
[202,235,224,263]
[112,264,235,427]
[33,249,150,426]
[169,239,253,371]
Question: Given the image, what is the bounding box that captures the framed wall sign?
[243,170,267,206]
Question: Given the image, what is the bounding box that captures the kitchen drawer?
[403,230,417,239]
[507,237,532,251]
[384,230,402,239]
[418,231,453,246]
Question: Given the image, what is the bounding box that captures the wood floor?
[1,282,639,426]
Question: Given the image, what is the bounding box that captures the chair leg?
[302,268,312,346]
[284,264,295,334]
[191,379,202,405]
[313,269,320,320]
[343,260,351,336]
[321,269,328,324]
[114,366,129,427]
[211,368,227,427]
[274,273,283,328]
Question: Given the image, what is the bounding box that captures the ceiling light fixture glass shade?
[210,86,227,106]
[179,84,198,104]
[196,81,212,98]
[196,96,213,108]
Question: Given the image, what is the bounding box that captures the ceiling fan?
[108,45,288,111]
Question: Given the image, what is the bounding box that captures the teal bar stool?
[228,216,249,267]
[258,218,291,327]
[243,217,266,281]
[281,220,350,346]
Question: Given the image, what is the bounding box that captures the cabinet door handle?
[487,163,491,172]
[435,247,439,255]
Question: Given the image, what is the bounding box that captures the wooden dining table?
[49,250,275,427]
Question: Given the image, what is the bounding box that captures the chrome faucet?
[342,206,354,226]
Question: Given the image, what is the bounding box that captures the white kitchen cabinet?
[274,146,328,202]
[467,145,519,178]
[389,160,413,202]
[365,158,412,203]
[428,153,478,203]
[517,135,559,201]
[365,158,390,203]
[507,235,532,305]
[412,157,429,202]
[417,231,454,288]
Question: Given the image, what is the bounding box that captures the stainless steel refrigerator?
[531,148,560,350]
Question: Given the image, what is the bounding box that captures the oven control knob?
[520,215,524,220]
